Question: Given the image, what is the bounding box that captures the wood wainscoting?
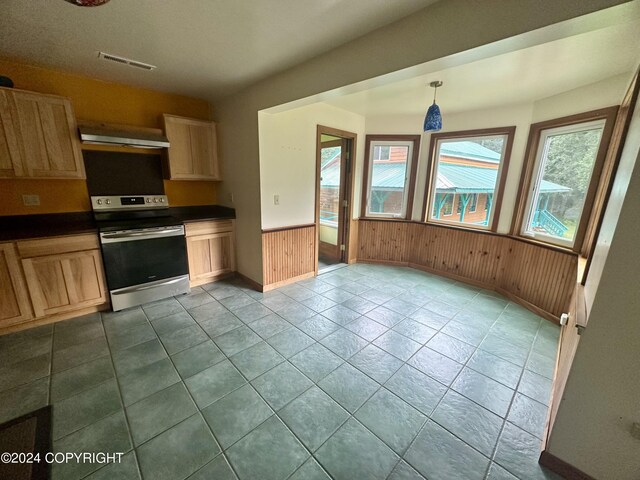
[357,219,578,321]
[262,224,316,291]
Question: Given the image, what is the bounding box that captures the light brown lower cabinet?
[185,220,236,287]
[0,243,33,328]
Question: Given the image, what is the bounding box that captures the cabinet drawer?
[185,220,234,237]
[18,233,100,258]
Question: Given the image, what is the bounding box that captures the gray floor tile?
[127,382,197,446]
[171,340,225,379]
[267,327,315,358]
[52,378,122,440]
[53,319,105,351]
[518,370,552,406]
[426,332,476,363]
[355,389,426,454]
[177,291,216,310]
[360,288,397,305]
[320,328,368,359]
[423,299,462,318]
[205,283,241,300]
[227,416,308,480]
[365,306,405,328]
[260,291,298,311]
[384,365,447,416]
[187,301,231,323]
[301,294,338,313]
[112,339,167,377]
[187,454,237,480]
[107,322,157,352]
[185,360,246,409]
[480,334,530,366]
[345,316,389,341]
[507,393,548,439]
[0,378,49,423]
[290,343,344,382]
[0,353,50,392]
[349,344,403,383]
[52,411,132,480]
[408,347,463,386]
[159,324,209,355]
[409,308,450,329]
[233,302,273,323]
[280,386,349,451]
[302,279,335,295]
[341,295,377,314]
[213,325,262,356]
[494,423,560,480]
[198,312,243,337]
[452,367,515,417]
[151,310,196,335]
[486,463,519,479]
[405,421,489,480]
[137,414,220,480]
[52,337,109,373]
[374,330,421,361]
[315,418,398,480]
[230,341,285,380]
[202,384,273,449]
[102,308,148,335]
[467,349,523,389]
[51,355,115,402]
[382,298,420,316]
[388,460,426,480]
[431,390,502,456]
[142,297,185,320]
[393,319,437,344]
[321,305,361,326]
[289,458,331,480]
[84,451,140,480]
[318,363,378,413]
[321,288,354,304]
[441,320,489,346]
[246,313,290,339]
[297,315,340,340]
[280,284,316,302]
[220,293,257,311]
[119,357,180,406]
[251,361,313,410]
[0,334,52,367]
[526,351,556,379]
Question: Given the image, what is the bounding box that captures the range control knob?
[146,198,151,203]
[105,199,111,205]
[160,198,165,203]
[153,198,158,203]
[97,199,103,205]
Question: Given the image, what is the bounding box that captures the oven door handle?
[111,276,186,295]
[101,227,184,242]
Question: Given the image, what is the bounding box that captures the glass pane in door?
[320,145,341,246]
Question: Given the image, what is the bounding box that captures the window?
[361,135,420,219]
[514,108,616,250]
[423,127,515,230]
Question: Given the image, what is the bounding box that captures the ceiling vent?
[98,52,156,71]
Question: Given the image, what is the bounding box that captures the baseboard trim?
[262,271,315,292]
[0,304,110,337]
[539,450,596,480]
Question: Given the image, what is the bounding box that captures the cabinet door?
[0,89,25,177]
[0,243,33,327]
[22,250,107,318]
[163,114,220,180]
[10,90,85,179]
[186,231,235,286]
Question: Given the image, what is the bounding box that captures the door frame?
[315,125,357,275]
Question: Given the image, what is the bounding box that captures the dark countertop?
[0,205,236,242]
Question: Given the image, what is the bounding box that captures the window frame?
[422,126,516,232]
[360,134,420,220]
[511,107,617,252]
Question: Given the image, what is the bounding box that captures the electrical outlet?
[22,194,40,206]
[274,194,279,205]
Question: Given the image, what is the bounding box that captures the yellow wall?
[0,57,216,216]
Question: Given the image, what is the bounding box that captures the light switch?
[22,194,40,206]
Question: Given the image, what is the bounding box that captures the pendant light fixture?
[423,81,443,132]
[63,0,111,6]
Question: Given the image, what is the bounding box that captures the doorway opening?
[315,126,356,274]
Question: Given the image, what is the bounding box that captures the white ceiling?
[0,0,438,101]
[323,20,640,117]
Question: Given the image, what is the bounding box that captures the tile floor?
[0,264,562,480]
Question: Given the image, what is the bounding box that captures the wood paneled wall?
[358,220,578,319]
[262,225,316,290]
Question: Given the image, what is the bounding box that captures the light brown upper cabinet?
[0,87,85,179]
[162,114,221,180]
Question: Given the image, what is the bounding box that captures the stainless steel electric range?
[92,195,190,311]
[84,150,190,311]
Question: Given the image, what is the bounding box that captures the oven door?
[100,225,189,310]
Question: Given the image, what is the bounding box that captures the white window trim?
[520,119,605,249]
[365,140,414,218]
